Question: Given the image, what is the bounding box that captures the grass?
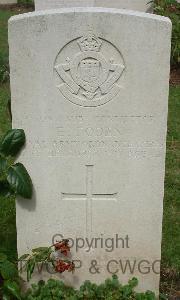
[0,83,11,135]
[0,9,22,263]
[160,86,180,295]
[162,86,180,271]
[0,10,13,59]
[0,83,16,261]
[0,81,16,261]
[0,6,180,294]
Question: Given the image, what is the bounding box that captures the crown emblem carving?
[78,33,102,52]
[54,33,125,107]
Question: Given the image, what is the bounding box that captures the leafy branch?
[0,129,33,199]
[19,240,75,282]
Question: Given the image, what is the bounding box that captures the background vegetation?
[153,0,180,66]
[17,0,34,7]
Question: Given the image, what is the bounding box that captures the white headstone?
[9,7,171,295]
[35,0,153,12]
[0,0,17,4]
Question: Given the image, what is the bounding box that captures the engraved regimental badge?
[54,33,125,107]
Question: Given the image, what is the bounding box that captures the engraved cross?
[61,165,118,237]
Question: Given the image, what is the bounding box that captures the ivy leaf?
[7,163,33,199]
[0,129,25,157]
[0,260,18,280]
[4,280,21,300]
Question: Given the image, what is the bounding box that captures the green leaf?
[4,280,21,300]
[128,277,138,288]
[145,291,156,300]
[32,247,50,253]
[7,163,33,199]
[0,129,25,157]
[33,247,52,263]
[0,260,18,280]
[18,254,30,261]
[27,259,35,282]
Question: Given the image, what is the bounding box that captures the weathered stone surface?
[35,0,153,12]
[9,8,171,294]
